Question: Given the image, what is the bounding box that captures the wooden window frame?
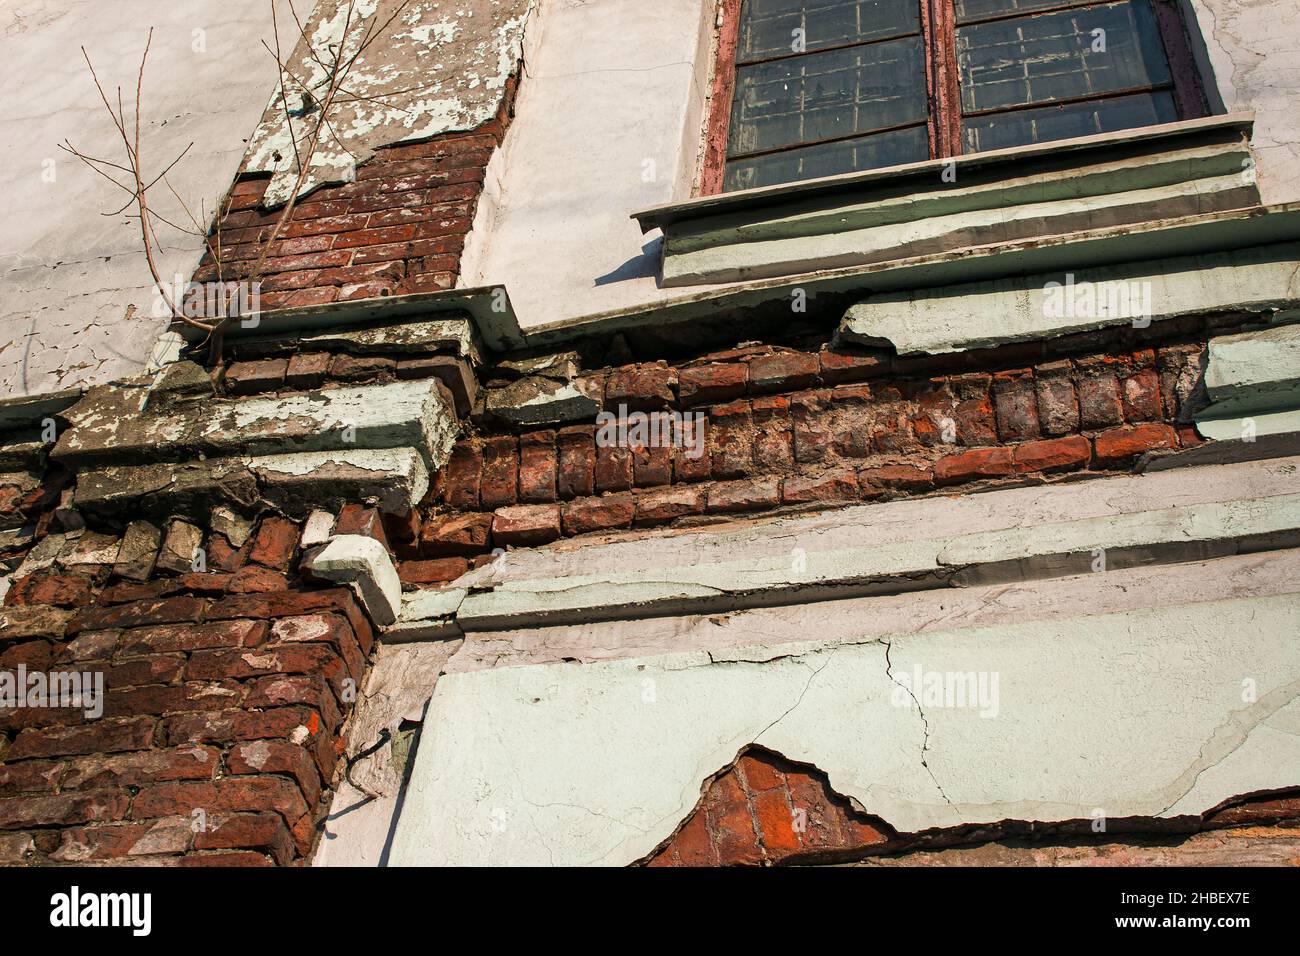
[700,0,1210,195]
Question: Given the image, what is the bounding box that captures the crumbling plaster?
[388,559,1300,866]
[1190,0,1300,207]
[243,0,532,206]
[0,0,298,399]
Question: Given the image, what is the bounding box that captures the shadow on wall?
[594,236,663,287]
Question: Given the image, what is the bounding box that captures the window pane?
[957,0,1172,114]
[954,0,1100,24]
[961,89,1177,152]
[728,35,927,156]
[724,124,929,190]
[739,0,922,62]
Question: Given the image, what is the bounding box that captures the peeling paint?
[243,0,532,206]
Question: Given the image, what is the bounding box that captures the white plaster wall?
[0,0,297,399]
[390,556,1300,866]
[1191,0,1300,207]
[457,0,718,330]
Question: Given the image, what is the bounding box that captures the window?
[703,0,1209,192]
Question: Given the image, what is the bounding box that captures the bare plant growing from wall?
[58,0,413,365]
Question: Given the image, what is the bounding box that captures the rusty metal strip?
[1151,0,1210,119]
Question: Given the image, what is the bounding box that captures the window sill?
[634,114,1258,288]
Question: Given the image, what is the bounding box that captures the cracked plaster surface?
[389,586,1300,866]
[0,1,297,400]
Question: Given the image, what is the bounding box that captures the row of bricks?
[1,810,300,866]
[407,424,1193,569]
[0,773,320,862]
[441,358,1192,511]
[573,343,1201,411]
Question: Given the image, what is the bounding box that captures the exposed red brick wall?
[194,77,516,310]
[0,511,378,866]
[644,748,1300,867]
[402,338,1207,581]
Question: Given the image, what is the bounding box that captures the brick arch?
[641,746,896,867]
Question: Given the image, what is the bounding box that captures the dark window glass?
[729,36,928,155]
[962,89,1176,151]
[725,124,929,190]
[957,0,1171,115]
[739,0,921,60]
[711,0,1204,193]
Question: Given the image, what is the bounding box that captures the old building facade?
[1,0,1298,867]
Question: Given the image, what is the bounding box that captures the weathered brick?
[518,431,558,502]
[193,812,294,865]
[1121,368,1161,422]
[117,619,266,656]
[492,504,562,548]
[556,425,596,499]
[1013,435,1091,473]
[444,442,482,510]
[594,441,633,493]
[933,446,1015,484]
[7,717,155,760]
[131,777,308,828]
[1034,362,1079,436]
[749,351,819,392]
[224,358,287,395]
[284,352,331,389]
[678,363,747,407]
[248,517,299,570]
[1093,423,1178,465]
[992,370,1040,441]
[421,512,492,557]
[0,790,131,829]
[480,436,519,508]
[818,347,889,384]
[561,496,635,536]
[708,478,781,514]
[633,486,706,526]
[1077,366,1125,428]
[605,363,677,410]
[782,470,857,504]
[60,747,220,790]
[5,573,93,608]
[398,557,470,586]
[227,740,321,806]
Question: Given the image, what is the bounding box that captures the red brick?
[248,517,299,570]
[556,425,596,499]
[492,504,562,548]
[444,442,482,510]
[480,436,519,508]
[330,353,396,381]
[1034,363,1079,436]
[7,717,156,760]
[605,364,677,410]
[103,681,243,719]
[117,619,266,656]
[751,787,801,859]
[709,402,754,478]
[1013,435,1091,473]
[669,809,718,866]
[561,496,634,536]
[398,557,470,586]
[704,771,762,866]
[953,395,998,447]
[738,754,786,793]
[206,588,355,621]
[1093,423,1178,465]
[594,441,633,493]
[243,675,341,731]
[933,446,1015,484]
[631,438,673,487]
[673,415,711,481]
[1077,369,1124,428]
[818,346,889,384]
[5,573,93,608]
[0,790,131,829]
[60,747,220,790]
[421,512,492,557]
[224,358,287,396]
[193,812,294,865]
[229,565,290,594]
[0,759,66,795]
[678,363,748,407]
[633,486,706,526]
[71,596,205,634]
[782,470,858,504]
[227,740,322,806]
[334,505,390,548]
[992,370,1040,441]
[1122,368,1161,422]
[708,478,781,514]
[131,777,308,828]
[518,431,558,502]
[749,351,819,392]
